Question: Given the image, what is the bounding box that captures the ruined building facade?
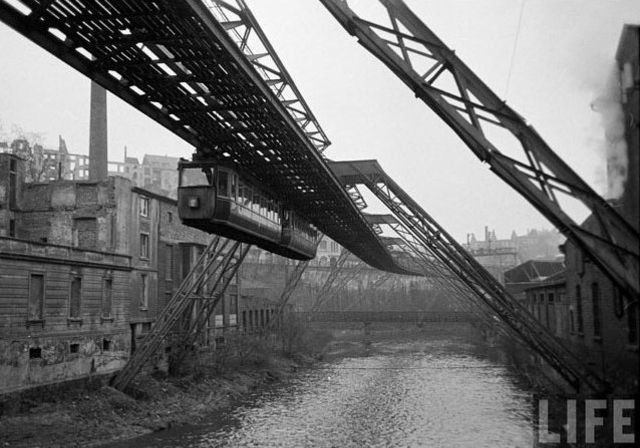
[0,153,243,394]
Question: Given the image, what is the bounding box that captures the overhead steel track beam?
[0,0,413,276]
[330,159,609,393]
[204,0,331,153]
[320,0,639,299]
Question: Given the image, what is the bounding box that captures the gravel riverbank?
[0,354,313,448]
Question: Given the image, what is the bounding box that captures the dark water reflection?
[107,336,535,447]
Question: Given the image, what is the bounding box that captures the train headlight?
[188,197,200,208]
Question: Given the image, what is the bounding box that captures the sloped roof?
[504,259,565,284]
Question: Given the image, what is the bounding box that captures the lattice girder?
[320,0,639,299]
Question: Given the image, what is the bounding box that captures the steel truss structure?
[330,159,609,392]
[320,0,639,299]
[366,215,511,335]
[265,259,311,332]
[310,248,352,311]
[112,237,249,391]
[203,0,330,153]
[0,0,413,275]
[312,261,366,312]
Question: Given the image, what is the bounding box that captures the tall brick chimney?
[89,81,108,181]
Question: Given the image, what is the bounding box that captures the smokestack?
[89,81,108,181]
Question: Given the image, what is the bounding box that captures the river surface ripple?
[108,336,535,447]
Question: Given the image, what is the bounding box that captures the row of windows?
[570,282,638,345]
[27,273,113,322]
[241,308,275,329]
[28,339,113,360]
[527,282,639,346]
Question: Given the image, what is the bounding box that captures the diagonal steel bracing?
[170,241,251,368]
[374,215,512,335]
[330,159,609,392]
[265,259,311,332]
[320,0,639,299]
[112,238,249,391]
[312,261,366,312]
[310,248,352,312]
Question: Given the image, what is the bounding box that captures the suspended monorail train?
[177,160,320,260]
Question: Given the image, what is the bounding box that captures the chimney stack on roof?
[89,81,108,181]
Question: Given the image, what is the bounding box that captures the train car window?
[231,174,238,201]
[253,193,260,213]
[180,167,211,187]
[238,182,245,205]
[260,196,267,217]
[218,170,229,197]
[244,186,252,208]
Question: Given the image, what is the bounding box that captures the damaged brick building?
[0,149,246,394]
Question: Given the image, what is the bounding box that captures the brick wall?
[0,237,131,394]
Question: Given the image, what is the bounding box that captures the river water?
[108,331,536,447]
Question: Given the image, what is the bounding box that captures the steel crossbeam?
[330,159,609,392]
[320,0,639,299]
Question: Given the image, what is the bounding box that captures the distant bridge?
[295,311,477,324]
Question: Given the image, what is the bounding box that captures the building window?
[9,158,17,210]
[613,287,625,318]
[9,219,16,237]
[69,276,82,319]
[229,294,238,315]
[569,308,575,333]
[538,293,544,322]
[575,285,584,334]
[28,273,45,321]
[69,343,80,354]
[548,293,556,333]
[102,277,113,318]
[140,274,148,309]
[110,214,117,249]
[628,302,638,345]
[591,282,601,338]
[544,294,550,327]
[166,244,174,280]
[140,233,149,259]
[140,197,149,217]
[167,211,173,223]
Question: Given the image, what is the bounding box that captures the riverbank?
[0,332,327,448]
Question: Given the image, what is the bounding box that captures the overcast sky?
[0,0,638,242]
